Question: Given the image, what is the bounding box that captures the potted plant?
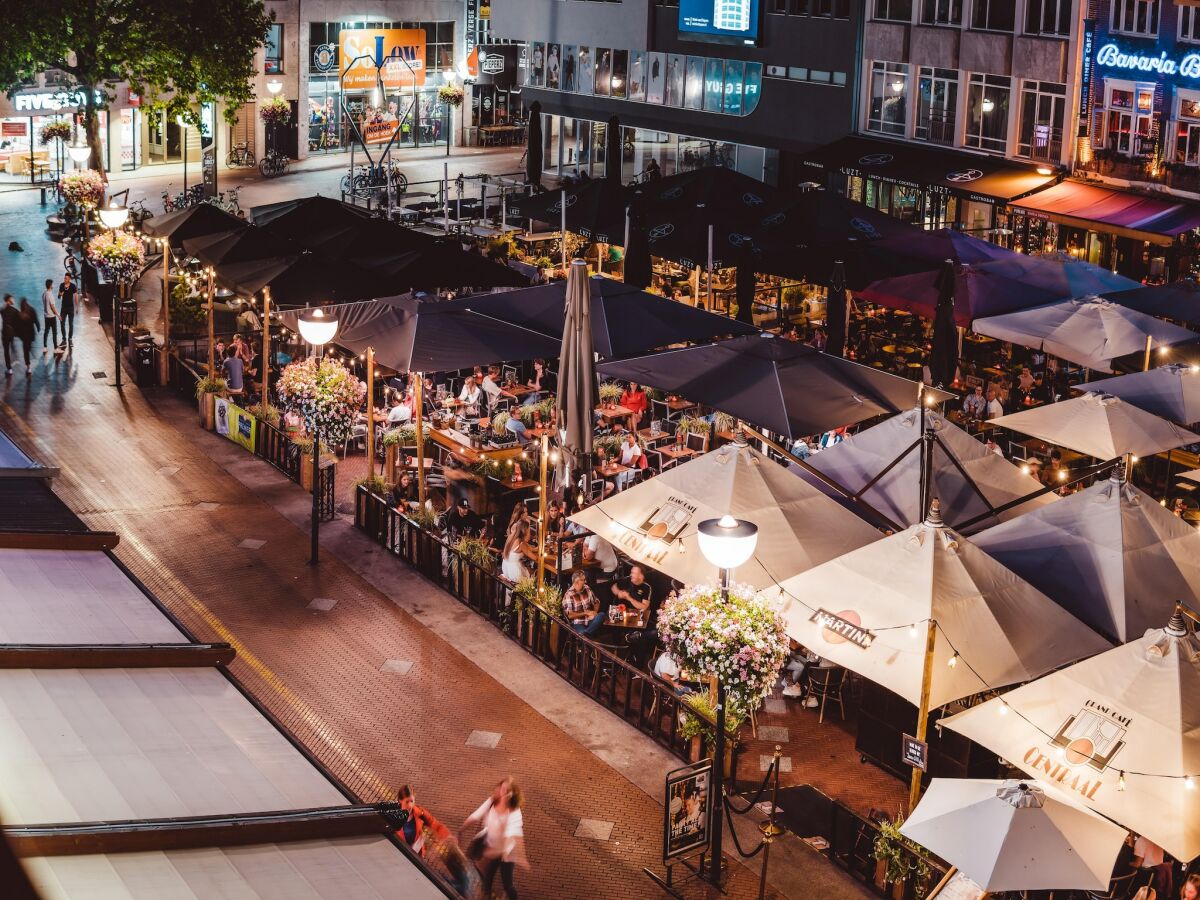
[514,577,563,649]
[291,434,337,493]
[276,356,366,492]
[259,95,292,126]
[872,817,932,899]
[352,473,389,498]
[195,375,227,430]
[598,380,623,409]
[534,255,554,278]
[679,692,746,769]
[246,401,281,427]
[438,84,464,107]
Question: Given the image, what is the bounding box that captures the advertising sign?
[226,402,258,453]
[664,760,712,862]
[678,0,762,45]
[902,734,928,772]
[340,29,426,90]
[363,118,400,144]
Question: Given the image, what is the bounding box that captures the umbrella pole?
[367,347,376,477]
[909,619,937,814]
[1144,334,1154,371]
[1165,449,1174,505]
[918,386,927,516]
[707,223,714,314]
[561,188,568,271]
[206,268,215,380]
[160,240,171,386]
[415,373,427,506]
[537,433,549,598]
[261,288,272,405]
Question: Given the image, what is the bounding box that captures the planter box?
[198,393,216,430]
[300,453,336,493]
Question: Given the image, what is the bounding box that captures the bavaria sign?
[1095,42,1200,78]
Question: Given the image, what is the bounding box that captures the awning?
[1010,180,1200,245]
[802,135,1057,202]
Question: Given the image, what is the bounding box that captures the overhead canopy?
[304,216,437,259]
[461,275,755,358]
[277,295,562,372]
[216,254,390,306]
[868,228,1016,269]
[596,333,953,441]
[990,391,1200,459]
[0,428,53,477]
[974,472,1200,643]
[941,614,1200,862]
[568,442,881,589]
[1010,180,1200,245]
[182,226,295,268]
[975,255,1140,298]
[800,407,1057,533]
[249,194,371,230]
[508,178,632,244]
[858,263,1061,328]
[900,779,1125,893]
[141,202,247,247]
[355,241,529,290]
[974,295,1198,372]
[1079,363,1200,424]
[1104,282,1200,328]
[803,135,1057,202]
[774,506,1110,710]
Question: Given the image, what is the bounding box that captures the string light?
[947,652,958,668]
[1187,775,1196,791]
[909,624,918,638]
[997,702,1007,716]
[1118,771,1126,791]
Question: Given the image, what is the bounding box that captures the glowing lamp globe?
[696,515,759,572]
[97,201,130,231]
[67,143,90,163]
[267,79,283,95]
[297,307,339,347]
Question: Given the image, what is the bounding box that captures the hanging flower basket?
[276,356,366,446]
[260,96,292,126]
[438,85,464,107]
[657,582,790,710]
[39,120,72,145]
[59,169,106,208]
[86,231,145,283]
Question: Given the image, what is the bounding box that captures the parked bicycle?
[207,186,242,216]
[128,198,154,229]
[259,150,290,178]
[339,161,407,196]
[225,142,255,168]
[161,183,205,213]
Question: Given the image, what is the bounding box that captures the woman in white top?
[458,376,483,414]
[461,779,527,899]
[501,521,531,583]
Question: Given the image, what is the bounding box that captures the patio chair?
[806,665,846,724]
[685,431,708,454]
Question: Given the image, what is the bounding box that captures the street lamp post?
[296,307,339,566]
[98,201,130,388]
[695,514,760,888]
[176,115,190,196]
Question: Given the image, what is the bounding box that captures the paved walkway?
[0,163,875,899]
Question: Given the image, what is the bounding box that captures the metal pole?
[414,373,427,505]
[1144,334,1154,371]
[536,433,549,597]
[206,268,215,379]
[757,744,785,900]
[709,566,730,887]
[310,425,321,566]
[261,287,272,405]
[367,347,376,477]
[909,619,937,813]
[443,161,450,234]
[561,188,567,271]
[182,124,188,195]
[160,239,171,385]
[707,224,714,313]
[114,281,123,389]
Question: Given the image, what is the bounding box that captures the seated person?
[611,564,652,618]
[563,570,603,636]
[386,394,413,425]
[583,531,619,577]
[962,385,987,419]
[620,381,648,425]
[616,432,643,489]
[222,346,244,394]
[390,471,417,507]
[481,365,517,408]
[504,414,531,445]
[653,648,687,694]
[524,358,556,404]
[456,376,483,415]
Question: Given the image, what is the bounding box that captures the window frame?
[873,0,914,23]
[1024,0,1071,37]
[921,0,962,26]
[264,23,284,75]
[1016,79,1066,160]
[963,71,1011,154]
[1110,0,1159,37]
[971,0,1015,32]
[867,60,911,136]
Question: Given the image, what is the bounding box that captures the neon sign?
[1095,43,1200,78]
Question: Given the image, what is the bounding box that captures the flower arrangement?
[86,231,145,283]
[276,356,366,447]
[598,380,624,404]
[39,120,72,145]
[657,582,789,711]
[59,168,106,208]
[438,84,464,107]
[259,95,292,126]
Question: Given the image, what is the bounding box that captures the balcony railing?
[1018,125,1063,162]
[914,109,955,146]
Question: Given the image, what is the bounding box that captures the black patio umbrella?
[526,101,543,189]
[215,253,390,307]
[249,194,371,230]
[596,332,954,441]
[357,240,528,291]
[605,116,622,183]
[735,265,757,325]
[303,216,437,259]
[508,178,632,244]
[182,227,295,268]
[929,259,959,389]
[1104,282,1200,329]
[826,260,848,358]
[142,203,246,249]
[459,274,756,358]
[630,165,786,220]
[277,295,562,373]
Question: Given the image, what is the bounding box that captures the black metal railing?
[256,419,301,482]
[354,486,739,765]
[914,110,955,146]
[1018,125,1064,162]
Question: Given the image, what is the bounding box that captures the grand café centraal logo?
[1022,700,1130,802]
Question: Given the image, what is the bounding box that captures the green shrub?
[194,375,226,399]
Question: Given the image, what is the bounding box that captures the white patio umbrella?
[775,502,1110,711]
[1079,363,1200,425]
[800,407,1056,533]
[941,611,1200,862]
[973,295,1197,372]
[974,469,1200,642]
[567,441,881,589]
[990,392,1199,460]
[900,779,1126,892]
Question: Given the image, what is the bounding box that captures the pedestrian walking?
[1,295,19,376]
[460,778,528,900]
[40,278,59,352]
[16,299,39,376]
[57,272,77,347]
[388,785,473,895]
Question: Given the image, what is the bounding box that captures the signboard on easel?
[645,759,713,898]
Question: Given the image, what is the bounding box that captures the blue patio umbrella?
[975,254,1140,299]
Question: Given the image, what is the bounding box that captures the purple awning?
[1011,181,1200,244]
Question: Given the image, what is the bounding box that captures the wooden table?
[594,463,630,480]
[663,398,695,413]
[604,610,649,629]
[659,445,698,462]
[509,384,534,399]
[595,404,637,431]
[639,428,674,446]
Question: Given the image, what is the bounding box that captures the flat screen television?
[678,0,761,46]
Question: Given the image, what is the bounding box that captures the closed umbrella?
[1079,363,1200,424]
[941,611,1200,862]
[929,259,958,388]
[557,259,596,481]
[735,264,756,325]
[525,101,543,189]
[825,260,849,358]
[604,116,622,183]
[900,780,1125,893]
[182,227,294,268]
[990,391,1199,460]
[623,206,653,289]
[143,203,246,248]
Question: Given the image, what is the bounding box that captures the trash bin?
[133,335,156,387]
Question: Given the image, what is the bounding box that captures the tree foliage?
[0,0,274,174]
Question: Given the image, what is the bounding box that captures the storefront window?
[265,24,284,74]
[964,73,1010,154]
[1175,94,1200,165]
[915,67,957,144]
[868,61,909,136]
[1016,80,1065,161]
[1111,0,1158,35]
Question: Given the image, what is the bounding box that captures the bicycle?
[161,183,203,212]
[225,142,255,168]
[259,150,290,178]
[128,198,154,229]
[207,186,242,216]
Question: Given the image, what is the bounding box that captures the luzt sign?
[1095,43,1200,78]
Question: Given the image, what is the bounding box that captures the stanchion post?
[758,744,785,900]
